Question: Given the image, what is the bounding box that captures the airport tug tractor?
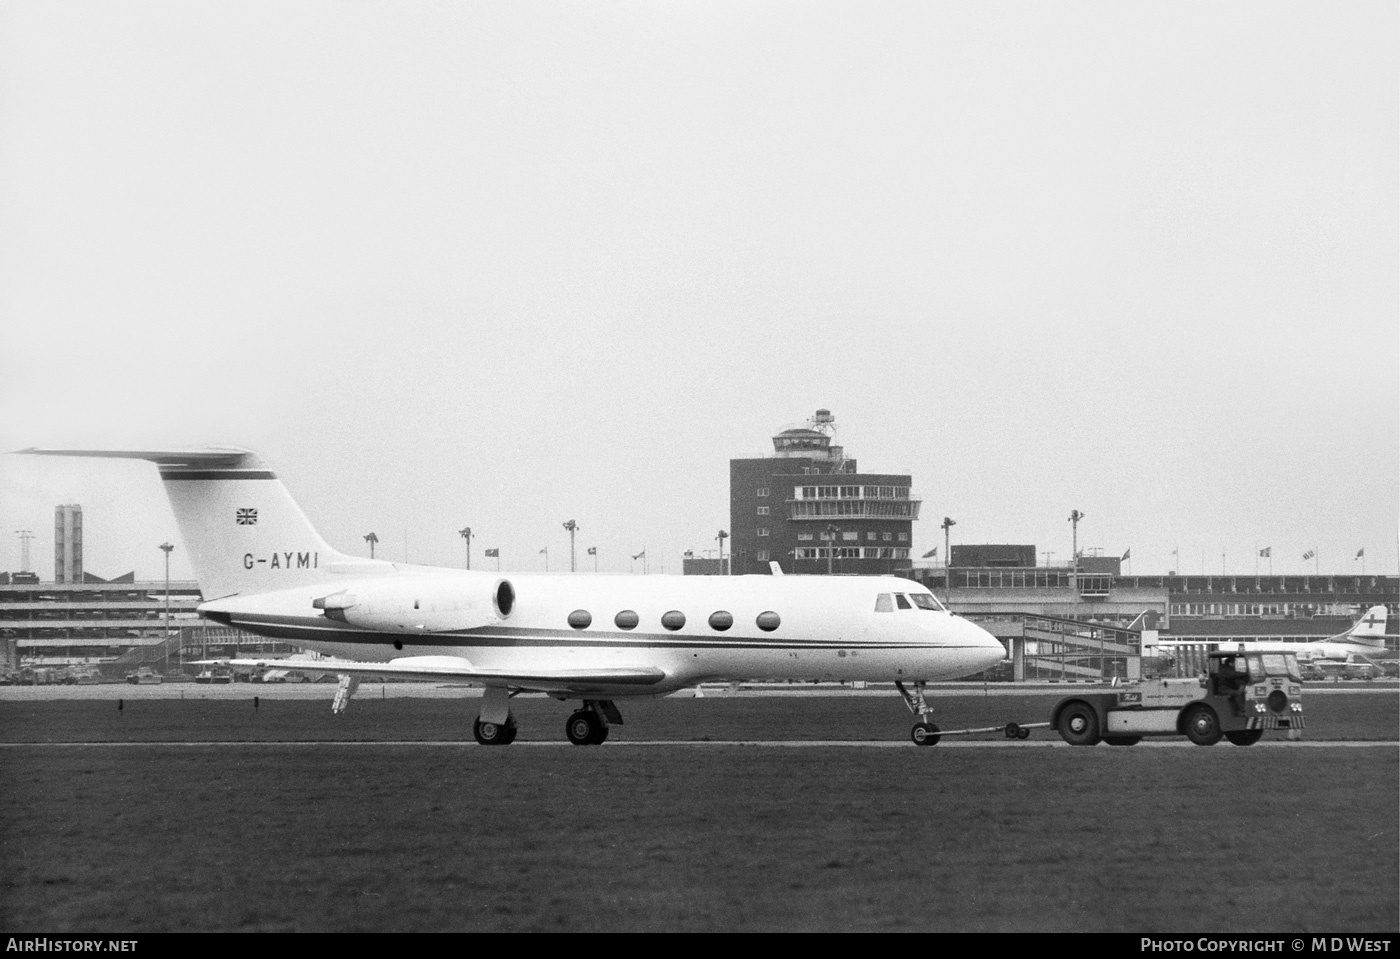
[1046,649,1305,746]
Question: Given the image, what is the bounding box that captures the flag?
[1259,547,1271,558]
[587,547,596,556]
[1303,550,1315,560]
[539,548,547,555]
[632,550,646,560]
[484,548,498,558]
[1356,548,1365,559]
[1121,549,1131,561]
[922,548,937,558]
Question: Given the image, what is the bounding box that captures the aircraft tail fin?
[17,447,365,599]
[1342,605,1389,649]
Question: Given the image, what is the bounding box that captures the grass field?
[1,694,1396,933]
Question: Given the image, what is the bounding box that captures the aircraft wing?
[197,656,668,694]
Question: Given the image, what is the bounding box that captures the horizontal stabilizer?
[17,447,265,468]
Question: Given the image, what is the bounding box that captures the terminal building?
[0,570,296,676]
[728,410,920,576]
[1,504,292,676]
[909,549,1398,681]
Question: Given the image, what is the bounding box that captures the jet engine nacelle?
[313,577,514,634]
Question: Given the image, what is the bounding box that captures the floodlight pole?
[459,527,472,569]
[942,517,956,591]
[563,520,578,573]
[1068,510,1085,592]
[159,543,174,674]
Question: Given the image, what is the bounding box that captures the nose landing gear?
[897,681,941,746]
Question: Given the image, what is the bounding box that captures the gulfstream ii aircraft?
[19,447,1005,746]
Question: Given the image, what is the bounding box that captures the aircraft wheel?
[1103,735,1141,746]
[1058,702,1101,746]
[1183,704,1223,746]
[910,721,940,746]
[474,717,515,746]
[566,710,604,746]
[1225,729,1263,746]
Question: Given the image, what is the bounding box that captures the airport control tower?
[729,410,921,576]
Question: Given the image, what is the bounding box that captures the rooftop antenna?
[807,408,850,473]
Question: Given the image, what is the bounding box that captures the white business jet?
[18,447,1005,746]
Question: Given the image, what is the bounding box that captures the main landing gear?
[565,700,623,746]
[473,685,519,747]
[472,688,624,747]
[473,715,517,745]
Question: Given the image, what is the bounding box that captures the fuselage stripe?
[160,470,278,481]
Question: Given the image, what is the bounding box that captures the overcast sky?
[1,1,1395,583]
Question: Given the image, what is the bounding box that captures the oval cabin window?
[495,580,515,617]
[661,610,686,631]
[708,611,734,631]
[567,609,592,629]
[614,610,639,630]
[756,611,781,632]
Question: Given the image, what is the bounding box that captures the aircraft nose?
[963,618,1006,670]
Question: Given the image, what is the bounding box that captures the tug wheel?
[1058,702,1101,746]
[1225,729,1263,746]
[1183,704,1224,746]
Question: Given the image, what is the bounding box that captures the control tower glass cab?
[771,409,845,465]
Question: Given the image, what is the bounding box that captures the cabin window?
[661,610,686,631]
[708,611,734,631]
[875,593,893,612]
[756,611,781,632]
[614,610,639,630]
[495,580,515,617]
[894,593,912,610]
[567,609,592,629]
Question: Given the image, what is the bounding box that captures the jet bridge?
[979,613,1144,681]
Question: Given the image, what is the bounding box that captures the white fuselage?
[200,569,1006,696]
[1156,637,1386,663]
